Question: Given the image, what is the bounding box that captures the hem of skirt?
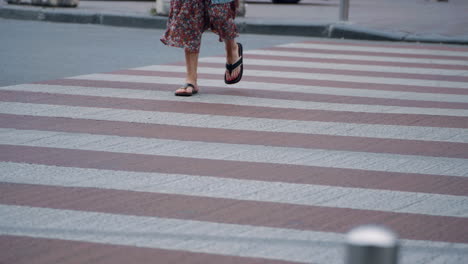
[160,38,200,53]
[217,32,240,43]
[160,29,239,52]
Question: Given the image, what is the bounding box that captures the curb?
[0,5,168,28]
[236,19,330,38]
[328,24,407,41]
[1,4,467,45]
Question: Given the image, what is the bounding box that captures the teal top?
[211,0,234,4]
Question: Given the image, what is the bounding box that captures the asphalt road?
[0,18,313,87]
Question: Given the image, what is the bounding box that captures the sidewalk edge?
[1,5,467,45]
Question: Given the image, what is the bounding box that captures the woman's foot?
[175,83,199,96]
[225,42,243,84]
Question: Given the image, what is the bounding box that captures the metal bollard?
[155,0,170,16]
[237,0,247,17]
[339,0,350,21]
[345,225,399,264]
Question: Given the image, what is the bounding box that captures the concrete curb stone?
[1,4,467,45]
[403,33,468,46]
[236,19,330,38]
[0,5,99,23]
[328,23,407,42]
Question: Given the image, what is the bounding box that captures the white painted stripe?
[0,205,466,264]
[3,84,468,117]
[278,43,468,57]
[69,74,468,103]
[1,162,467,217]
[1,128,467,177]
[138,65,468,89]
[245,50,468,66]
[0,205,339,263]
[199,57,468,77]
[1,102,467,143]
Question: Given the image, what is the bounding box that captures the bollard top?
[347,225,398,248]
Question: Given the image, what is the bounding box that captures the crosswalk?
[1,39,467,264]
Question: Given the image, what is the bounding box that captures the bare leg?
[224,39,241,82]
[185,48,199,86]
[175,49,199,95]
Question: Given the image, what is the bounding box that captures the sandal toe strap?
[226,57,243,74]
[184,83,195,89]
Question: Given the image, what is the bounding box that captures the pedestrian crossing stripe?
[1,40,467,264]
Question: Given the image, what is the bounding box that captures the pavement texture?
[1,0,468,44]
[1,37,468,263]
[1,1,468,263]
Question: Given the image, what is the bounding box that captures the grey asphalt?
[1,0,467,45]
[0,18,314,86]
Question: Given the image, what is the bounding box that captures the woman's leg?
[175,49,200,95]
[224,39,241,82]
[185,49,199,87]
[160,0,204,95]
[208,1,241,83]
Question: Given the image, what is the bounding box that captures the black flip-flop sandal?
[224,42,243,85]
[175,83,198,96]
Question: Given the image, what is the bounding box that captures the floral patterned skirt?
[160,0,238,53]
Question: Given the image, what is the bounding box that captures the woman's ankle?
[225,41,239,62]
[185,79,197,86]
